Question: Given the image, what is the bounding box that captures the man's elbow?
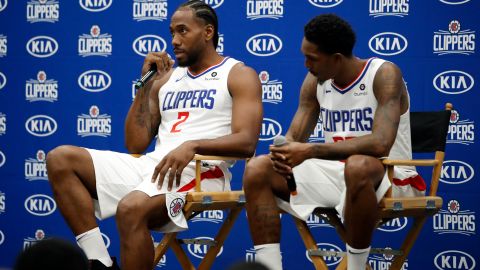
[372,142,392,158]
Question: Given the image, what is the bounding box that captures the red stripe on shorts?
[177,166,225,192]
[392,174,427,191]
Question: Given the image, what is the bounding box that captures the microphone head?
[149,63,157,71]
[273,135,287,146]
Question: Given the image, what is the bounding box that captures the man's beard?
[177,52,199,67]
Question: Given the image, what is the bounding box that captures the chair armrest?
[382,159,439,166]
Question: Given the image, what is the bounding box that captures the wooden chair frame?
[152,155,247,270]
[293,103,452,270]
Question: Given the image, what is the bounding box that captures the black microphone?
[134,63,157,89]
[273,135,298,196]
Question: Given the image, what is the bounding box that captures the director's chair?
[152,155,247,270]
[293,103,452,270]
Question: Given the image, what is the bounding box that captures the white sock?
[76,227,113,267]
[346,244,371,270]
[254,243,282,270]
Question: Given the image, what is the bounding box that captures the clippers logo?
[77,105,112,137]
[246,0,284,20]
[308,0,343,8]
[309,118,325,143]
[448,110,474,145]
[25,115,57,137]
[260,118,282,141]
[169,198,184,217]
[440,160,474,184]
[25,150,48,181]
[246,33,282,57]
[27,0,59,23]
[0,71,6,89]
[306,243,342,266]
[187,236,223,259]
[0,0,6,12]
[133,0,167,21]
[79,0,112,12]
[0,35,6,57]
[23,229,45,250]
[369,0,409,17]
[0,191,5,214]
[259,71,282,104]
[434,200,475,236]
[24,194,56,216]
[439,0,471,4]
[0,151,5,167]
[434,20,475,55]
[378,217,408,232]
[245,248,256,262]
[306,213,333,229]
[433,70,474,95]
[26,71,58,102]
[369,32,408,56]
[368,248,408,269]
[0,230,4,245]
[78,70,111,92]
[26,35,58,58]
[132,34,166,57]
[434,250,476,270]
[216,33,224,55]
[78,25,112,57]
[0,112,5,135]
[203,0,224,9]
[191,210,224,223]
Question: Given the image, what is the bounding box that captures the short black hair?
[179,0,219,49]
[304,14,356,57]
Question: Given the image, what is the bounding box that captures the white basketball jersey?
[317,57,412,160]
[150,57,240,158]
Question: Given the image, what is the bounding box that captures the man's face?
[170,8,207,67]
[301,37,335,82]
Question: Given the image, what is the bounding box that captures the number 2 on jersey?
[171,112,190,133]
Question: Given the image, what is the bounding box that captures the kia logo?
[0,0,7,12]
[433,70,474,94]
[187,236,223,259]
[434,250,475,270]
[260,118,282,141]
[78,70,111,92]
[25,115,57,137]
[0,151,5,167]
[132,35,166,57]
[440,160,474,184]
[0,230,4,245]
[369,32,408,56]
[308,0,343,8]
[246,33,282,57]
[306,243,342,266]
[204,0,224,9]
[439,0,471,5]
[24,194,57,216]
[26,36,58,58]
[378,217,408,232]
[0,72,6,90]
[79,0,112,12]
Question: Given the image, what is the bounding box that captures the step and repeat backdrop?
[0,0,479,269]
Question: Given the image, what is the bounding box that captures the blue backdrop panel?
[0,1,479,269]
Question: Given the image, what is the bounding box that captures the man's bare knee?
[243,155,274,191]
[344,155,384,192]
[116,193,148,229]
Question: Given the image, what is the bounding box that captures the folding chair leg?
[170,239,196,270]
[335,257,347,270]
[293,217,329,270]
[198,207,243,270]
[389,217,427,270]
[153,232,177,265]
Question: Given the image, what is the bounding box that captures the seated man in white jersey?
[46,1,262,270]
[243,14,424,270]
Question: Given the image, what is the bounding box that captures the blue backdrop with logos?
[0,0,479,269]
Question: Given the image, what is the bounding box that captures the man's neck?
[332,56,366,89]
[188,47,223,75]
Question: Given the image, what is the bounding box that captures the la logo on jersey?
[133,0,167,21]
[25,150,48,181]
[0,112,5,135]
[259,71,282,104]
[78,25,112,57]
[369,0,409,17]
[434,20,475,55]
[26,71,58,102]
[27,0,59,23]
[447,110,474,145]
[433,199,476,236]
[23,229,46,250]
[246,0,284,20]
[0,35,6,57]
[77,105,112,137]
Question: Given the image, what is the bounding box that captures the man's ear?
[205,24,214,42]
